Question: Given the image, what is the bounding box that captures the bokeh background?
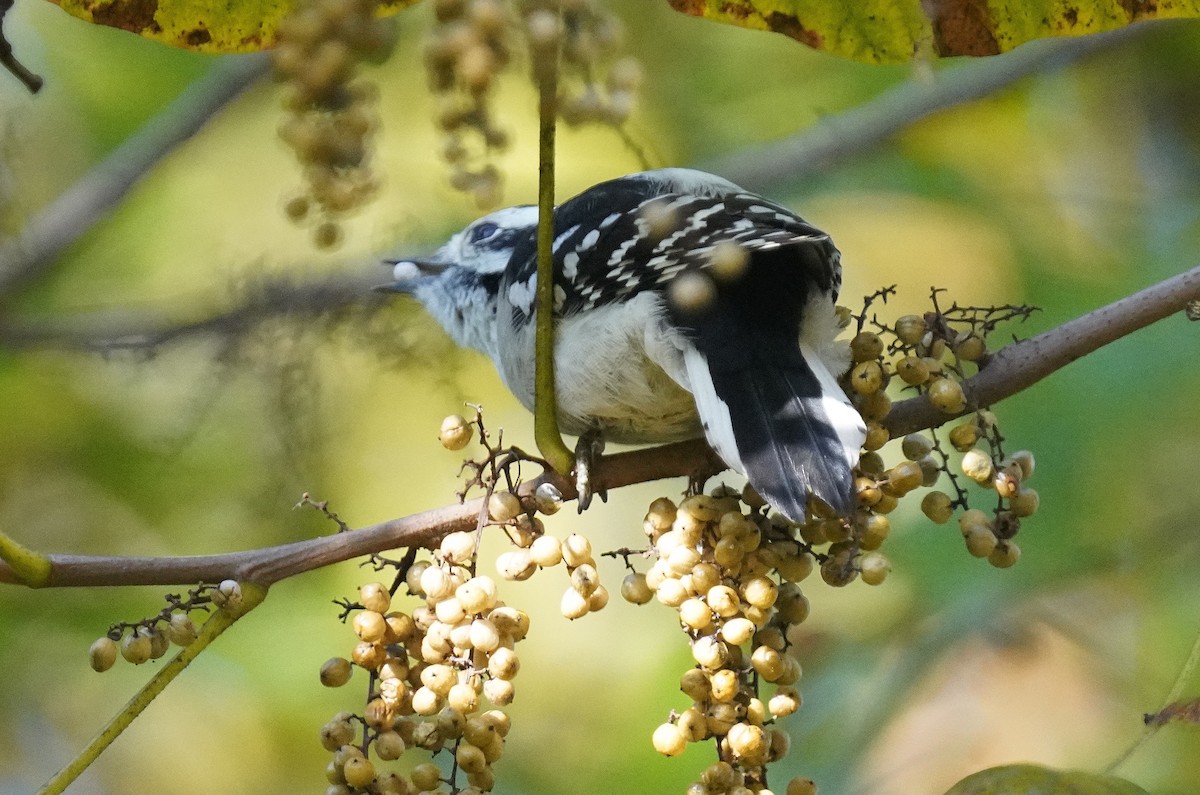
[1,2,1199,793]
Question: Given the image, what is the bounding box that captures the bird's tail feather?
[685,348,863,520]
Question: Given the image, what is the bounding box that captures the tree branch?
[884,264,1200,436]
[0,269,383,353]
[703,22,1158,194]
[0,54,269,301]
[2,265,1195,590]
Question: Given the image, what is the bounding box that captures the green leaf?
[46,0,418,53]
[943,764,1149,795]
[667,0,1200,63]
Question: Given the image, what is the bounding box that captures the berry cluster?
[840,288,1040,571]
[273,0,394,247]
[523,0,641,127]
[319,542,526,794]
[619,488,816,794]
[317,410,575,794]
[87,580,241,671]
[424,0,514,207]
[423,0,643,207]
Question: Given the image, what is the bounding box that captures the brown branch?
[1,266,1195,590]
[884,264,1200,437]
[0,441,724,588]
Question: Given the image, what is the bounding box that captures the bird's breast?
[496,292,703,443]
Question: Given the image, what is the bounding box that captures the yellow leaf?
[667,0,1200,63]
[47,0,419,53]
[943,763,1148,795]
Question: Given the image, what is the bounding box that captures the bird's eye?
[468,222,500,244]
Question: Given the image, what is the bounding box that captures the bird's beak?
[373,258,450,293]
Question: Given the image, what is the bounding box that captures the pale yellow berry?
[457,575,499,614]
[921,491,954,524]
[570,563,600,599]
[375,729,406,761]
[1010,449,1036,479]
[483,677,514,705]
[961,448,995,485]
[721,617,756,645]
[620,572,653,605]
[529,534,563,567]
[859,552,890,585]
[988,540,1021,568]
[894,314,926,345]
[679,598,712,630]
[704,584,737,617]
[963,526,998,558]
[165,613,198,646]
[652,722,687,756]
[958,508,992,534]
[741,576,778,609]
[560,587,590,620]
[488,491,522,523]
[928,377,967,413]
[1009,486,1040,517]
[89,637,118,672]
[692,635,729,669]
[342,756,375,788]
[727,721,767,763]
[440,530,478,564]
[448,682,480,714]
[410,761,442,791]
[562,533,593,568]
[948,421,978,451]
[320,656,353,687]
[751,645,785,681]
[439,414,474,450]
[420,565,455,600]
[709,668,740,702]
[786,776,818,795]
[353,610,388,643]
[496,549,536,581]
[769,687,802,718]
[120,631,152,665]
[587,584,610,612]
[680,668,711,701]
[656,577,689,607]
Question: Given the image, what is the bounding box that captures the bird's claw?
[574,431,607,512]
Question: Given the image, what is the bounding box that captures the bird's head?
[377,205,539,356]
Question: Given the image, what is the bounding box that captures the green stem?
[37,582,269,794]
[532,12,573,477]
[0,529,52,587]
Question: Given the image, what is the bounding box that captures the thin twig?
[2,265,1195,590]
[0,0,42,94]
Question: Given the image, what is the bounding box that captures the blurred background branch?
[0,53,268,301]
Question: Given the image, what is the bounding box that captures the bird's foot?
[574,431,607,512]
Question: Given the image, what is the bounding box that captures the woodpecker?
[381,168,866,520]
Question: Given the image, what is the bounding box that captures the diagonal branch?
[2,264,1195,589]
[703,23,1157,194]
[0,54,269,300]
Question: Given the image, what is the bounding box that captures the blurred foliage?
[942,763,1147,795]
[1,2,1199,795]
[669,0,1200,62]
[47,0,418,52]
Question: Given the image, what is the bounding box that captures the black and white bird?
[381,168,866,520]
